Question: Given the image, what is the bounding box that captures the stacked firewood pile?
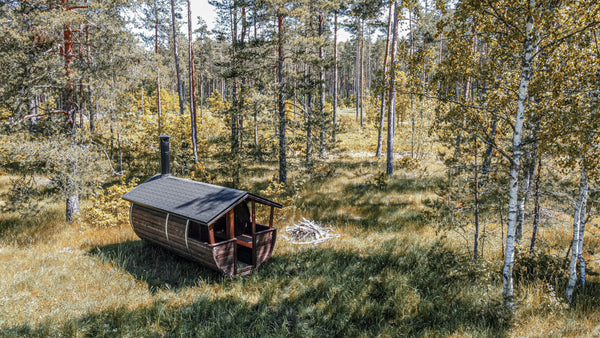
[284,218,340,245]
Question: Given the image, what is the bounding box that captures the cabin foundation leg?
[226,210,235,239]
[251,200,256,234]
[208,224,215,244]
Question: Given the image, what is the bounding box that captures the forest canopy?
[1,0,600,332]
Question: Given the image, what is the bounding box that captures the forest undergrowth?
[1,120,600,337]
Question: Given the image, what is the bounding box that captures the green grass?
[2,124,600,337]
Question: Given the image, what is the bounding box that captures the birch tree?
[436,0,600,309]
[386,0,399,176]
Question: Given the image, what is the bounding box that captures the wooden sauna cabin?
[122,135,282,276]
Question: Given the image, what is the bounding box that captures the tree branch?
[11,110,69,125]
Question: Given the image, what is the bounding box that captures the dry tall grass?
[2,122,600,336]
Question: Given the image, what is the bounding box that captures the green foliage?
[205,90,230,114]
[396,156,421,170]
[82,179,139,228]
[0,133,109,201]
[514,248,568,286]
[2,174,43,217]
[368,171,388,191]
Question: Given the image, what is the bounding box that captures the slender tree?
[187,0,198,163]
[376,2,392,158]
[386,1,399,176]
[277,5,287,183]
[170,0,185,116]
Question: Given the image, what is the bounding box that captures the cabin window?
[187,220,207,242]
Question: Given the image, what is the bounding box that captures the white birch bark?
[578,193,588,288]
[566,166,588,301]
[502,6,537,309]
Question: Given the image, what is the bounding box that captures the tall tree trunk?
[65,194,79,222]
[188,0,198,163]
[482,117,497,175]
[306,94,312,167]
[230,5,241,187]
[170,0,185,116]
[359,20,364,127]
[529,155,542,253]
[503,9,537,309]
[376,3,393,158]
[474,139,480,260]
[88,86,95,132]
[355,18,360,123]
[566,166,589,302]
[318,13,326,158]
[200,73,204,125]
[117,128,123,173]
[277,9,287,183]
[579,195,588,288]
[156,1,162,133]
[333,12,338,142]
[386,1,399,175]
[516,151,536,244]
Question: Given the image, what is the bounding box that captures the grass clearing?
[2,125,600,336]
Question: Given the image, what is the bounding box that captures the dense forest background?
[1,0,600,335]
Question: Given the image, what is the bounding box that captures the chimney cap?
[159,134,170,140]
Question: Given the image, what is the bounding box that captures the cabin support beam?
[251,199,256,235]
[226,210,235,239]
[269,206,274,228]
[208,224,215,244]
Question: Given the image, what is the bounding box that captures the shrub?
[82,179,139,228]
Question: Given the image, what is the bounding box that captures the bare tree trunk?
[333,12,338,142]
[200,73,204,125]
[277,9,287,183]
[66,194,79,222]
[376,3,392,158]
[155,0,162,133]
[579,195,588,288]
[566,166,588,302]
[482,117,497,175]
[89,86,95,132]
[503,10,537,309]
[386,1,399,176]
[318,13,326,158]
[359,20,364,128]
[355,18,360,123]
[474,139,480,260]
[516,146,536,244]
[188,0,198,163]
[170,0,185,116]
[117,128,123,173]
[529,155,542,253]
[306,93,313,167]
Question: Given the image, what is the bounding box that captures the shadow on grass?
[295,175,440,232]
[88,240,224,293]
[7,240,514,336]
[0,208,63,246]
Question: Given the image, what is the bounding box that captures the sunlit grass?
[2,125,600,336]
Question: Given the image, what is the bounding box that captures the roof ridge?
[162,175,246,193]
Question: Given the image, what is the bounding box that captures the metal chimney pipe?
[159,135,170,176]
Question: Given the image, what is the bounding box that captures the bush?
[82,179,139,228]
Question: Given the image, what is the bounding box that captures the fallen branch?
[283,218,340,245]
[12,110,70,125]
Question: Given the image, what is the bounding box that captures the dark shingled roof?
[122,174,281,225]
